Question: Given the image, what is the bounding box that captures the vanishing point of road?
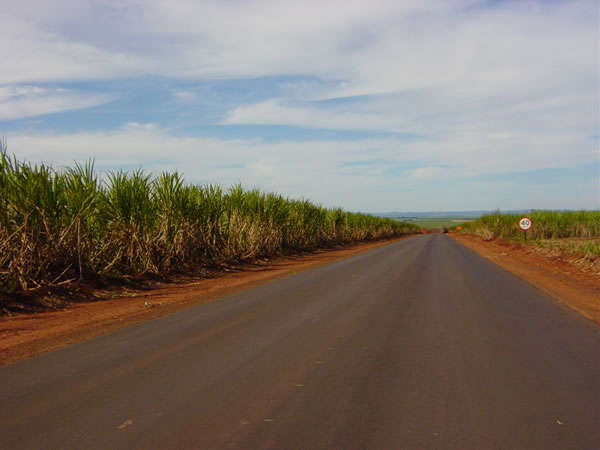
[1,234,599,449]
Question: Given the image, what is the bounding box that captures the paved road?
[1,234,599,449]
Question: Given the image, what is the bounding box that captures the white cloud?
[2,1,596,127]
[2,0,595,87]
[222,85,597,178]
[0,15,148,84]
[121,122,160,133]
[0,85,113,120]
[5,123,598,211]
[0,0,597,210]
[223,99,408,131]
[172,90,198,103]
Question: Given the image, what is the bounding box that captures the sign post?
[519,217,532,241]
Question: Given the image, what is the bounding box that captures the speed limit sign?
[519,217,532,231]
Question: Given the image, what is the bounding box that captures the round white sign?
[519,217,532,231]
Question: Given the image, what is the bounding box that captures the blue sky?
[1,0,598,212]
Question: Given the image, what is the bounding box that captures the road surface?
[1,234,599,449]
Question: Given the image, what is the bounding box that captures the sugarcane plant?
[0,148,421,292]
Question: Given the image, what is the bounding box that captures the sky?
[0,0,598,212]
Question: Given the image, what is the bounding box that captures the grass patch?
[535,238,600,258]
[396,217,476,230]
[456,211,600,257]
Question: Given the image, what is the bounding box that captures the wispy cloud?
[7,122,598,211]
[223,99,405,131]
[0,14,147,84]
[4,0,594,85]
[0,0,597,210]
[172,90,198,104]
[0,85,114,120]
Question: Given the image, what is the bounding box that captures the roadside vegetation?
[0,147,420,293]
[397,216,476,231]
[455,210,600,258]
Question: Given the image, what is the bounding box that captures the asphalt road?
[1,234,599,449]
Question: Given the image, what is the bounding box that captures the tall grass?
[0,149,420,292]
[458,210,600,240]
